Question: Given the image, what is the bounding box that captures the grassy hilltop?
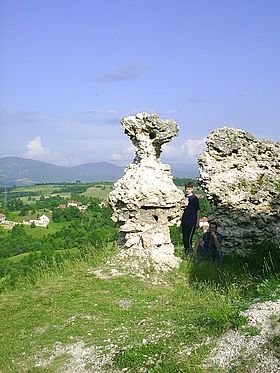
[1,244,280,373]
[0,182,279,372]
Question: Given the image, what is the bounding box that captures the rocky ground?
[206,300,280,372]
[33,289,280,372]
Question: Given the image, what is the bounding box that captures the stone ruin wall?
[198,127,280,254]
[108,113,186,271]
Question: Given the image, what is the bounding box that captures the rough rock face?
[199,127,280,253]
[108,113,185,271]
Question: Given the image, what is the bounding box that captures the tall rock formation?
[199,127,280,253]
[108,113,185,271]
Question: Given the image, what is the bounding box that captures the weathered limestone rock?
[108,113,185,271]
[199,127,280,253]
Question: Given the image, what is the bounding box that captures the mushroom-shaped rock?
[108,113,186,271]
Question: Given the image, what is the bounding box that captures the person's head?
[208,221,218,232]
[184,182,193,196]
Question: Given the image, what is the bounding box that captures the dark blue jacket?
[202,231,223,250]
[182,194,200,226]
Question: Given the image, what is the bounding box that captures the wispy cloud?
[94,63,146,82]
[80,109,117,116]
[0,110,50,123]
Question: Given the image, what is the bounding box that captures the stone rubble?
[108,113,185,272]
[206,300,280,372]
[198,127,280,253]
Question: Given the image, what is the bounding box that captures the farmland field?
[15,184,59,194]
[82,183,113,199]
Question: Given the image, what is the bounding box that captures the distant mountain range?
[0,157,199,186]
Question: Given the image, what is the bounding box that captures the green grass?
[15,185,59,194]
[82,185,113,199]
[0,245,279,373]
[11,182,114,200]
[6,252,30,263]
[7,248,80,264]
[22,220,67,237]
[4,211,23,222]
[18,196,42,204]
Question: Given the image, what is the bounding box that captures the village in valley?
[0,180,206,263]
[0,199,89,229]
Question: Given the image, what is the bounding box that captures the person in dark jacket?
[181,182,200,255]
[195,221,223,264]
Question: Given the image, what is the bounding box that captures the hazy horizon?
[0,154,201,171]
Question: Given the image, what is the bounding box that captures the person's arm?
[196,210,200,229]
[210,231,222,249]
[194,237,203,253]
[196,196,200,229]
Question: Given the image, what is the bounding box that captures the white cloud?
[23,137,52,158]
[22,136,72,165]
[182,138,207,158]
[110,138,206,165]
[162,137,206,163]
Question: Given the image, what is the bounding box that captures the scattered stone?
[34,341,121,373]
[34,325,48,335]
[90,268,124,280]
[115,299,133,309]
[205,300,280,372]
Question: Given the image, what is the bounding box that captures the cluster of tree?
[5,198,26,213]
[0,225,31,258]
[27,195,67,210]
[173,177,199,187]
[0,197,119,289]
[93,182,113,189]
[52,206,82,222]
[1,195,67,217]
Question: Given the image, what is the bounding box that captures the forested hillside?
[0,183,118,289]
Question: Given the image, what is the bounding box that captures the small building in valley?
[23,214,50,228]
[0,213,6,222]
[67,200,79,207]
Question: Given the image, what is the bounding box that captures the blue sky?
[0,0,279,167]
